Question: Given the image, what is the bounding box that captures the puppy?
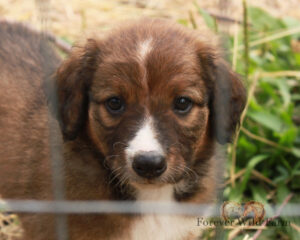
[0,19,246,239]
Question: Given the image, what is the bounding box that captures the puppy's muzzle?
[132,151,166,179]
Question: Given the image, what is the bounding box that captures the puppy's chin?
[127,172,183,188]
[129,178,167,187]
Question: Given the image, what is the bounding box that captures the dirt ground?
[1,0,300,41]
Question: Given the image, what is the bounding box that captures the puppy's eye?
[173,97,193,114]
[105,97,125,114]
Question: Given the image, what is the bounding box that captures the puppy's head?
[55,19,246,192]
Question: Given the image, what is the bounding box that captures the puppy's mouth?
[106,150,187,188]
[108,164,181,187]
[126,161,185,187]
[130,176,169,185]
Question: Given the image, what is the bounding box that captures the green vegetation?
[193,3,300,240]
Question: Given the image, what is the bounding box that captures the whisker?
[168,142,184,150]
[108,167,123,185]
[176,165,192,178]
[112,142,128,150]
[117,174,130,194]
[105,154,120,160]
[168,165,182,175]
[183,165,199,180]
[163,166,178,184]
[171,164,198,181]
[103,154,120,168]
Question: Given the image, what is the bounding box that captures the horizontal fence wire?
[1,200,300,218]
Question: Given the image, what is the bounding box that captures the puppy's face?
[55,19,246,192]
[88,38,210,186]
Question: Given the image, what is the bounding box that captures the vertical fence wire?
[35,0,69,238]
[42,38,69,240]
[48,113,69,240]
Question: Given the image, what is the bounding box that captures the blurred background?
[0,0,300,239]
[1,0,300,40]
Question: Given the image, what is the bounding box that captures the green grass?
[192,3,300,239]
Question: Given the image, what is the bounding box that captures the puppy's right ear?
[197,44,246,144]
[55,39,100,140]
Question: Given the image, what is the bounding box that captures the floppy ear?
[55,39,100,140]
[212,60,247,144]
[198,47,247,144]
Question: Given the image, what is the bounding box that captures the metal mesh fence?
[0,2,299,240]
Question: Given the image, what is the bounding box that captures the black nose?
[132,151,166,178]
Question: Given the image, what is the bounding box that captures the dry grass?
[0,0,299,41]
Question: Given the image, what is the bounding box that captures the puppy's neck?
[135,184,174,202]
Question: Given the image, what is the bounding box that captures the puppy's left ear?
[198,46,247,144]
[55,39,100,140]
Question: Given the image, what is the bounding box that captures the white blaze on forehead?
[125,117,163,160]
[137,38,152,62]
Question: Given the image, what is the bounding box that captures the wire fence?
[1,200,300,217]
[0,35,299,240]
[0,2,300,240]
[1,198,300,240]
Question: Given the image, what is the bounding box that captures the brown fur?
[0,19,246,239]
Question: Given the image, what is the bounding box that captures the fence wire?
[0,3,299,240]
[1,200,300,218]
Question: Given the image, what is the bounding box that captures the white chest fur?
[130,214,198,240]
[128,185,201,240]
